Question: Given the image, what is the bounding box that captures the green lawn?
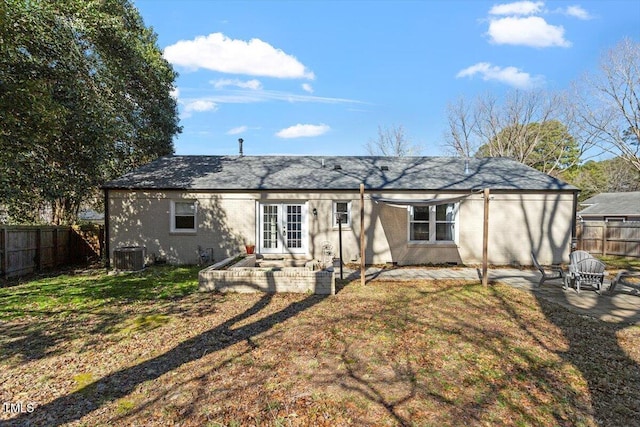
[0,265,201,320]
[599,255,640,270]
[1,266,638,426]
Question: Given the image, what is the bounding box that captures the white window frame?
[408,203,458,244]
[333,201,352,228]
[170,200,197,233]
[605,217,625,222]
[409,206,431,241]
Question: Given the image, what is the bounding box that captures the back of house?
[102,155,578,267]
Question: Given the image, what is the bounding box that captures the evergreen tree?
[0,0,181,224]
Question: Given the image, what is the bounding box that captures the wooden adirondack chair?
[569,250,593,265]
[531,252,564,287]
[573,258,606,293]
[566,250,595,289]
[609,270,640,295]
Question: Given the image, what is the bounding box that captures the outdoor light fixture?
[312,208,318,217]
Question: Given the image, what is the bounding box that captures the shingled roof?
[578,191,640,216]
[103,155,577,192]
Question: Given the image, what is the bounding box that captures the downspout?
[104,187,110,269]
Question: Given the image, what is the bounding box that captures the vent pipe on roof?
[464,159,469,175]
[238,138,244,157]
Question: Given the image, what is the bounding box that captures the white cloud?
[564,5,592,20]
[489,1,543,16]
[182,90,362,106]
[456,62,543,89]
[212,78,263,90]
[301,83,314,93]
[275,123,330,139]
[184,99,217,112]
[226,125,248,135]
[487,16,571,47]
[164,32,315,79]
[170,87,180,99]
[181,99,218,118]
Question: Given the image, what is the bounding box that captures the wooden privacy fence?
[0,224,103,279]
[577,221,640,258]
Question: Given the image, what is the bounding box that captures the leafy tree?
[476,120,580,174]
[0,0,180,224]
[562,157,640,201]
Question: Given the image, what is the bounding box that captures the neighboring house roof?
[103,155,577,192]
[578,191,640,216]
[78,209,105,222]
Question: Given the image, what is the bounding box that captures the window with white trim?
[409,206,430,240]
[409,203,457,243]
[605,217,625,222]
[333,201,351,228]
[171,200,197,232]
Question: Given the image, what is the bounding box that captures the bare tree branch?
[572,37,640,171]
[366,124,422,157]
[443,97,478,157]
[442,90,581,174]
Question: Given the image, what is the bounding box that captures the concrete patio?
[342,266,640,325]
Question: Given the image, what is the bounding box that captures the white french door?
[259,203,307,254]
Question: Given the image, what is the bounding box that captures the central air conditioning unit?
[113,246,145,271]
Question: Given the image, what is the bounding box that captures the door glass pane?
[286,205,302,249]
[263,205,278,249]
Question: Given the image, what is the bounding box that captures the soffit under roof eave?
[102,185,578,193]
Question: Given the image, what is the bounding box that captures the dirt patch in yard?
[1,273,639,426]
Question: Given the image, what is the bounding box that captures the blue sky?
[134,0,640,157]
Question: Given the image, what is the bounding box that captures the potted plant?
[245,244,255,254]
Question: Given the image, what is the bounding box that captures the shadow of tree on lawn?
[6,291,327,426]
[315,279,638,426]
[532,289,640,425]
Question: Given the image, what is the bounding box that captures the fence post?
[53,227,58,267]
[1,227,7,279]
[99,225,104,260]
[36,228,42,271]
[66,226,71,265]
[576,222,582,251]
[602,221,607,256]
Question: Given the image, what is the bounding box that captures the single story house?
[103,155,578,267]
[577,191,640,222]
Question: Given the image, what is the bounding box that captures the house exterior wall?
[457,193,574,265]
[108,189,574,267]
[108,190,256,265]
